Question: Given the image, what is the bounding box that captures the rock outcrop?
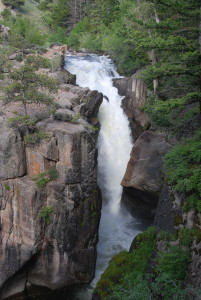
[121,131,171,195]
[121,131,171,218]
[113,71,150,141]
[0,54,103,299]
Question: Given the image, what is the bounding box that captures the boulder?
[121,130,171,195]
[0,24,10,38]
[121,131,171,216]
[79,90,103,120]
[54,109,75,122]
[56,70,76,85]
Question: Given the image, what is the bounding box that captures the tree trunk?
[148,9,160,94]
[199,9,201,114]
[22,101,27,116]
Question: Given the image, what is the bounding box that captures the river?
[65,54,148,300]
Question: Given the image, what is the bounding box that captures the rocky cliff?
[0,50,102,299]
[113,72,171,219]
[113,71,150,141]
[114,71,201,293]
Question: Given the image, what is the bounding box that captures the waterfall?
[65,54,145,299]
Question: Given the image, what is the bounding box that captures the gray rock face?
[121,131,171,195]
[0,118,26,179]
[189,240,201,289]
[54,85,103,124]
[113,71,150,141]
[121,131,171,218]
[0,106,101,298]
[154,184,179,233]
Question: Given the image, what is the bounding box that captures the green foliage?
[1,8,12,19]
[3,55,58,115]
[33,172,49,189]
[50,55,62,72]
[0,46,13,78]
[157,230,176,242]
[2,0,25,8]
[39,0,69,29]
[150,275,190,300]
[70,113,81,123]
[48,166,59,181]
[7,115,37,128]
[26,55,51,69]
[95,227,156,299]
[156,245,190,281]
[39,206,53,225]
[103,227,194,300]
[48,27,68,44]
[79,32,102,51]
[33,166,59,189]
[178,228,193,247]
[8,17,47,47]
[51,0,69,28]
[164,131,201,212]
[24,131,49,145]
[88,125,99,133]
[4,183,10,191]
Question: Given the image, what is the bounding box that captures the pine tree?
[125,0,201,124]
[3,55,58,115]
[50,0,70,28]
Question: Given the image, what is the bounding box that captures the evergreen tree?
[125,0,201,124]
[2,55,58,115]
[51,0,70,28]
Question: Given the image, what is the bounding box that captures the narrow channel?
[65,54,147,299]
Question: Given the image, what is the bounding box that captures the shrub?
[88,125,99,133]
[7,115,37,128]
[48,166,59,181]
[33,172,49,189]
[50,55,62,72]
[26,55,51,69]
[24,131,49,145]
[4,183,10,190]
[164,130,201,212]
[1,8,12,19]
[70,113,81,123]
[9,17,46,47]
[79,32,102,51]
[156,245,190,281]
[39,206,53,225]
[95,227,156,299]
[48,27,68,44]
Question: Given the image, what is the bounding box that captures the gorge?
[0,0,201,298]
[65,53,149,299]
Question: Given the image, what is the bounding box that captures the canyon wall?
[0,59,102,299]
[114,71,201,292]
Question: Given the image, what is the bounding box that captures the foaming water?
[65,54,145,299]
